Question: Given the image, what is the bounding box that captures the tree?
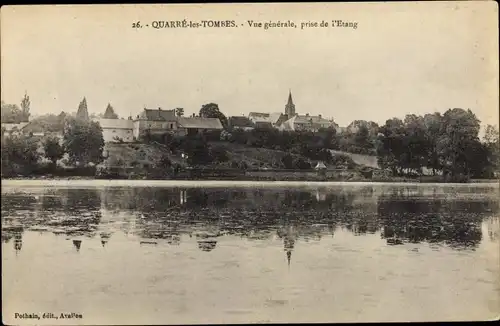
[437,108,481,178]
[199,103,228,128]
[181,136,213,166]
[354,125,371,150]
[1,101,23,123]
[318,127,337,149]
[376,118,406,175]
[484,124,499,144]
[483,124,500,174]
[30,114,66,132]
[1,135,40,175]
[76,97,89,121]
[63,117,104,166]
[294,157,311,169]
[43,137,65,166]
[175,107,184,117]
[423,113,443,175]
[401,114,428,175]
[20,92,31,122]
[103,103,119,119]
[210,145,229,163]
[281,154,294,169]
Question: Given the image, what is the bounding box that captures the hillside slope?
[103,142,187,167]
[329,150,379,169]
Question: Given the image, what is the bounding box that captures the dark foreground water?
[2,181,499,324]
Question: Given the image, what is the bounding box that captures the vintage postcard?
[1,2,499,325]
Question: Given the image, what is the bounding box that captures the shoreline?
[2,178,499,188]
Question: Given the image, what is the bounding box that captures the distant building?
[99,118,134,143]
[1,122,29,137]
[228,116,254,131]
[284,90,296,117]
[248,112,286,129]
[93,107,224,143]
[133,108,178,139]
[20,121,46,137]
[246,90,339,132]
[280,113,333,132]
[177,117,224,136]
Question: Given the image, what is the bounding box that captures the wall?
[103,128,134,143]
[133,120,178,139]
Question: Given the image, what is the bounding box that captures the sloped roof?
[252,116,272,123]
[139,108,176,121]
[279,118,295,131]
[177,117,223,129]
[229,116,254,128]
[268,112,284,124]
[21,121,45,133]
[248,112,269,118]
[288,115,332,126]
[99,118,134,129]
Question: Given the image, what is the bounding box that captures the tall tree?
[175,107,185,117]
[376,118,406,175]
[402,114,427,174]
[76,97,89,121]
[199,103,228,128]
[103,103,119,119]
[423,112,443,175]
[354,125,371,150]
[63,117,104,166]
[20,92,31,122]
[437,108,480,178]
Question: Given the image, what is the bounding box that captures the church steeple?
[285,89,296,117]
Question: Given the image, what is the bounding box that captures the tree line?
[376,109,499,180]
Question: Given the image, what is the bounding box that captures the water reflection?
[1,186,499,254]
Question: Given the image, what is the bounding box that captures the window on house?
[112,130,116,133]
[170,124,174,129]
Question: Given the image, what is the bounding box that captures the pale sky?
[1,2,498,127]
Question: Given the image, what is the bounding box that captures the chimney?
[306,113,309,117]
[319,114,322,119]
[158,107,162,111]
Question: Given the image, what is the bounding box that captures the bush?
[281,154,294,169]
[210,146,229,163]
[294,157,311,169]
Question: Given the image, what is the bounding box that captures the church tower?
[285,90,296,117]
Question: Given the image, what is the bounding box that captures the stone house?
[99,118,134,143]
[96,108,224,143]
[177,117,224,136]
[248,112,286,129]
[133,108,178,139]
[279,114,333,132]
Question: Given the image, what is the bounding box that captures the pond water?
[2,181,499,324]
